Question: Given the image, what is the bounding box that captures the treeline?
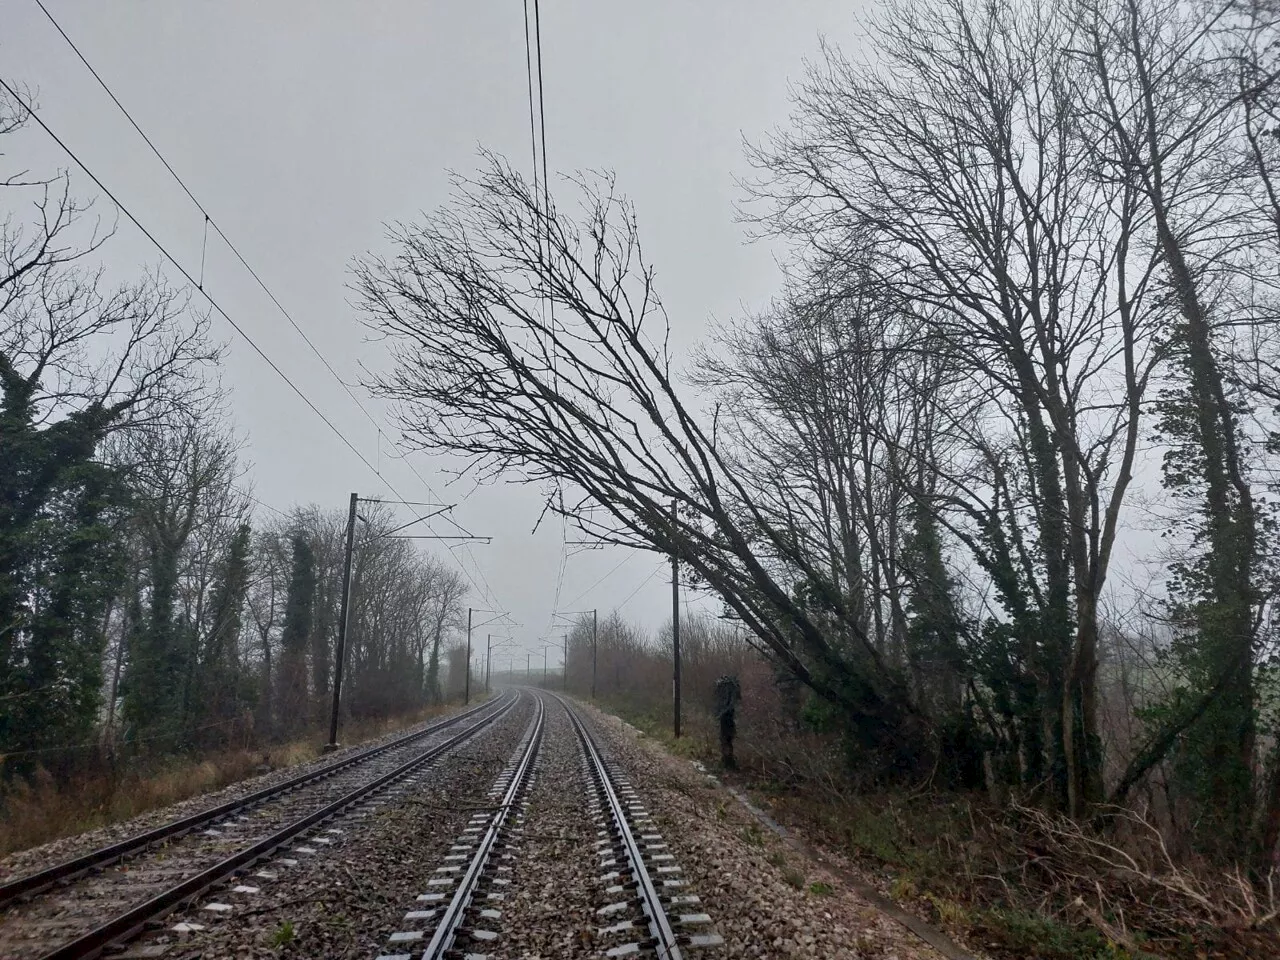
[0,91,467,779]
[359,0,1280,871]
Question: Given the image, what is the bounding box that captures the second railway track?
[2,691,729,960]
[0,692,523,960]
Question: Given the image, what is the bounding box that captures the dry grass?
[0,702,460,858]
[594,675,1280,960]
[741,777,1280,960]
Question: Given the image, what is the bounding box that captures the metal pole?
[592,608,598,700]
[526,651,531,679]
[325,492,359,752]
[671,498,682,739]
[486,634,492,695]
[563,633,568,691]
[543,646,548,681]
[465,607,473,705]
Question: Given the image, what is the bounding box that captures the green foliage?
[974,909,1140,960]
[190,523,254,741]
[122,529,191,743]
[1143,323,1263,858]
[275,535,316,732]
[0,367,130,773]
[269,919,296,948]
[280,535,316,658]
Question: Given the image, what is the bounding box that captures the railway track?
[0,691,522,960]
[375,690,545,959]
[555,693,723,959]
[372,691,722,959]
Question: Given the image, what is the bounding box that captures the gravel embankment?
[1,690,974,959]
[579,702,952,960]
[0,697,501,884]
[0,698,516,960]
[143,697,534,959]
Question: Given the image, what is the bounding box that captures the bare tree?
[743,0,1169,814]
[356,156,928,772]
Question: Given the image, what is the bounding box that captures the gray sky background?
[3,1,866,666]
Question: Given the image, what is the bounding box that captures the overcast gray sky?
[3,1,865,665]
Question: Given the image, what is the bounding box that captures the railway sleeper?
[376,697,544,960]
[572,715,723,957]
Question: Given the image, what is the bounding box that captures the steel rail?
[33,692,523,960]
[0,693,511,909]
[420,691,545,958]
[555,693,684,960]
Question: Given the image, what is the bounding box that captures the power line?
[34,0,382,441]
[618,564,664,612]
[243,491,289,520]
[24,8,505,611]
[1,78,507,613]
[563,550,636,610]
[0,79,392,486]
[533,0,552,274]
[522,0,541,248]
[523,0,567,645]
[544,515,569,640]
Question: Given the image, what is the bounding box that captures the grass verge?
[0,701,470,859]
[593,696,1277,960]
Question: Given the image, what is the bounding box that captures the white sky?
[2,1,866,666]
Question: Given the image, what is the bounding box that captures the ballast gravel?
[124,698,534,959]
[2,692,970,960]
[578,701,953,960]
[498,697,597,959]
[0,698,499,884]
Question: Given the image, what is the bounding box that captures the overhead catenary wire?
[563,550,636,610]
[618,563,664,611]
[32,1,482,528]
[0,79,393,488]
[33,0,379,440]
[522,0,569,645]
[35,1,481,540]
[522,0,542,268]
[243,491,289,520]
[23,7,505,609]
[1,77,511,614]
[543,517,570,641]
[533,0,552,300]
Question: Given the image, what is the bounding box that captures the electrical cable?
[522,0,568,645]
[1,77,506,612]
[532,0,552,337]
[34,0,383,444]
[0,79,389,485]
[617,564,664,611]
[562,550,636,610]
[23,8,507,610]
[522,0,541,257]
